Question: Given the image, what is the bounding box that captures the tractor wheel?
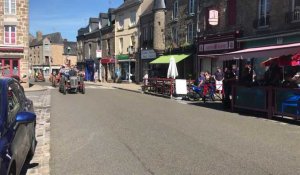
[63,84,67,95]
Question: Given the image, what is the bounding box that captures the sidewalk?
[85,81,143,93]
[24,84,48,92]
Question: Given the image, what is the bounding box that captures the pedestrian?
[214,67,224,95]
[223,67,235,109]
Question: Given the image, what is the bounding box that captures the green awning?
[150,54,191,64]
[116,54,129,60]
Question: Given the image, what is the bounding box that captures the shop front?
[0,58,20,77]
[197,31,240,75]
[149,54,191,79]
[116,54,136,82]
[100,57,115,82]
[217,42,300,119]
[140,49,157,82]
[85,59,95,81]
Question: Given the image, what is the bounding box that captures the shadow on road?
[21,162,39,175]
[188,100,300,126]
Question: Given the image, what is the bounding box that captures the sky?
[29,0,123,41]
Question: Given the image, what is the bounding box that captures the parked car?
[0,77,36,175]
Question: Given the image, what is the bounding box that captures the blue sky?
[29,0,123,41]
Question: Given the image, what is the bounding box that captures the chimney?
[36,31,43,41]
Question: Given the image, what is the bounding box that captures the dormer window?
[89,25,92,32]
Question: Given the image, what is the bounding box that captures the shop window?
[12,60,18,76]
[4,0,16,15]
[4,26,16,45]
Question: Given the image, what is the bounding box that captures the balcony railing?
[285,10,300,23]
[253,15,270,28]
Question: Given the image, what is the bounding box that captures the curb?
[112,86,142,94]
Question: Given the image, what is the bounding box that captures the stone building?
[158,0,199,79]
[0,0,29,86]
[29,32,65,77]
[197,0,300,81]
[114,0,153,82]
[63,40,77,68]
[77,18,101,81]
[100,9,116,82]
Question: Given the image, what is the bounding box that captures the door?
[5,82,27,171]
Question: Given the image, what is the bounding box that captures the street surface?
[48,84,300,175]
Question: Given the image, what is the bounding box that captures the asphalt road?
[50,87,300,175]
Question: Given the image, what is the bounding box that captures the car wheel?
[63,85,67,95]
[8,165,16,175]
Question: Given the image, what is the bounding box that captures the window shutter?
[227,0,236,25]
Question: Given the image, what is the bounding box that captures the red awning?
[261,55,300,67]
[292,52,300,61]
[100,57,115,64]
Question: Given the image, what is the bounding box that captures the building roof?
[153,0,166,10]
[114,0,141,13]
[99,13,108,19]
[30,32,64,46]
[63,41,77,56]
[89,17,99,23]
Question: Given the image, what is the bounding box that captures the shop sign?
[208,10,219,26]
[141,49,156,59]
[199,41,235,52]
[96,50,102,58]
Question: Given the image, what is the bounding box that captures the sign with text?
[141,49,156,59]
[96,50,102,58]
[199,41,235,52]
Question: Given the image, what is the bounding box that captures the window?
[89,44,91,58]
[189,0,195,15]
[107,39,111,55]
[130,11,136,27]
[292,0,300,21]
[118,15,124,30]
[130,36,135,47]
[173,1,179,20]
[187,23,194,44]
[227,0,236,25]
[7,83,21,126]
[119,38,123,53]
[258,0,270,27]
[97,40,101,50]
[149,26,153,40]
[172,27,178,45]
[143,27,148,41]
[4,0,16,14]
[4,26,16,45]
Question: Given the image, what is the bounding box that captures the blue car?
[0,78,36,175]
